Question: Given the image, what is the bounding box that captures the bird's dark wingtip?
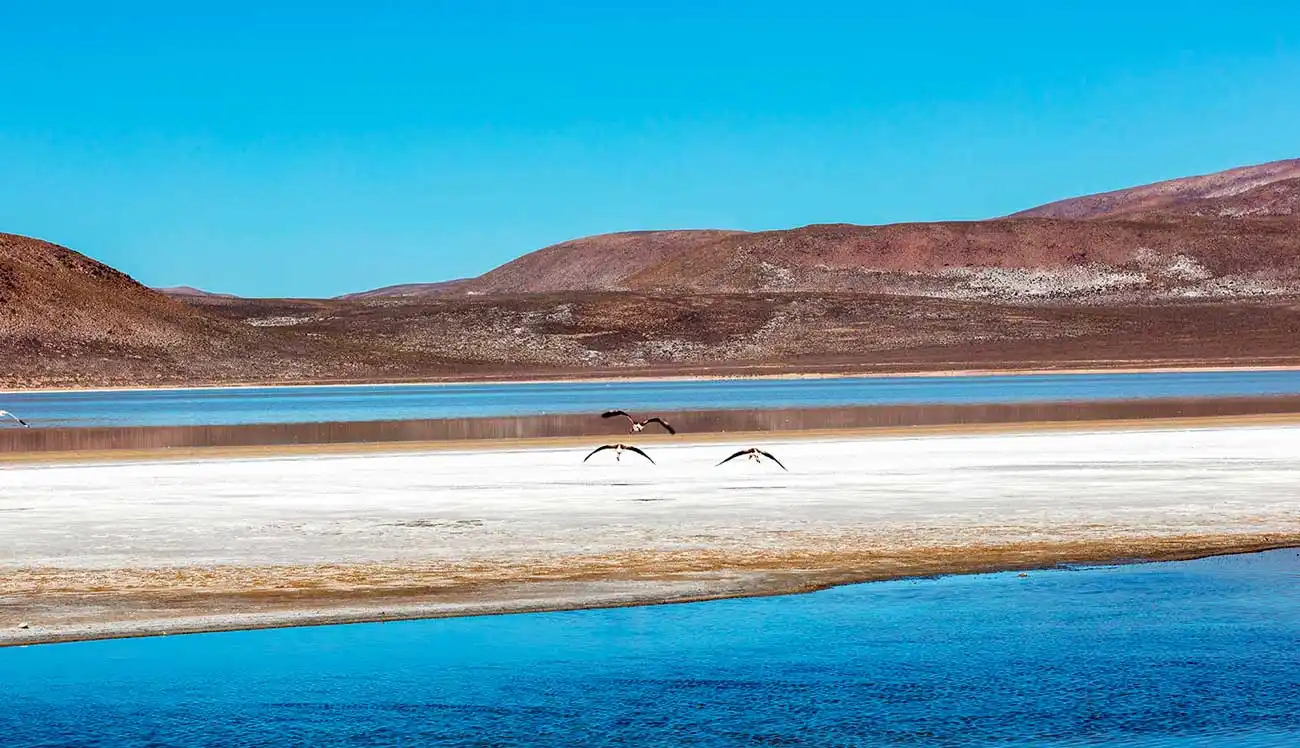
[758,450,788,471]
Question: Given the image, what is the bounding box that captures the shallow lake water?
[6,368,1300,427]
[3,549,1298,747]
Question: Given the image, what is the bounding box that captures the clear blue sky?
[1,1,1297,298]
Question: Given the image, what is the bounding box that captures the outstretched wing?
[0,410,26,427]
[583,444,617,462]
[601,410,633,422]
[645,417,676,434]
[757,450,788,471]
[716,449,749,467]
[624,445,655,464]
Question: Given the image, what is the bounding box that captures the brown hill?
[1107,177,1300,220]
[1010,158,1300,220]
[465,230,743,293]
[7,229,1300,389]
[157,285,238,299]
[0,233,235,350]
[162,290,1300,386]
[0,233,530,387]
[394,159,1299,301]
[446,217,1300,300]
[336,279,471,300]
[344,160,1300,300]
[621,218,1300,297]
[340,232,739,299]
[9,157,1300,389]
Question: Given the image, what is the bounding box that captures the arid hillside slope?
[0,234,282,386]
[612,218,1300,298]
[0,234,486,387]
[0,234,237,350]
[157,286,238,299]
[340,159,1300,301]
[431,216,1300,300]
[1010,158,1300,220]
[335,279,471,300]
[467,229,743,294]
[6,158,1300,388]
[178,290,1300,379]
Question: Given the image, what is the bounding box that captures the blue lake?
[3,549,1298,747]
[6,369,1300,427]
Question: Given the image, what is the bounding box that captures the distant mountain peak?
[157,285,237,299]
[334,279,472,300]
[1010,158,1300,220]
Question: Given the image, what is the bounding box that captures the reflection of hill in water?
[4,395,1300,454]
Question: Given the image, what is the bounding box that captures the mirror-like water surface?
[4,549,1298,747]
[5,369,1300,427]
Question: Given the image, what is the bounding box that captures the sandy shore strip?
[4,423,1300,646]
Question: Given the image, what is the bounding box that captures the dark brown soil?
[3,290,1298,389]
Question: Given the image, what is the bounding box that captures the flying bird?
[0,410,29,428]
[601,410,676,434]
[716,447,787,471]
[583,443,656,464]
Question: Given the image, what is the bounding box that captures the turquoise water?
[3,549,1298,746]
[5,369,1300,427]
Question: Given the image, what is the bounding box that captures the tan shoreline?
[4,410,1300,466]
[5,359,1300,396]
[6,534,1298,648]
